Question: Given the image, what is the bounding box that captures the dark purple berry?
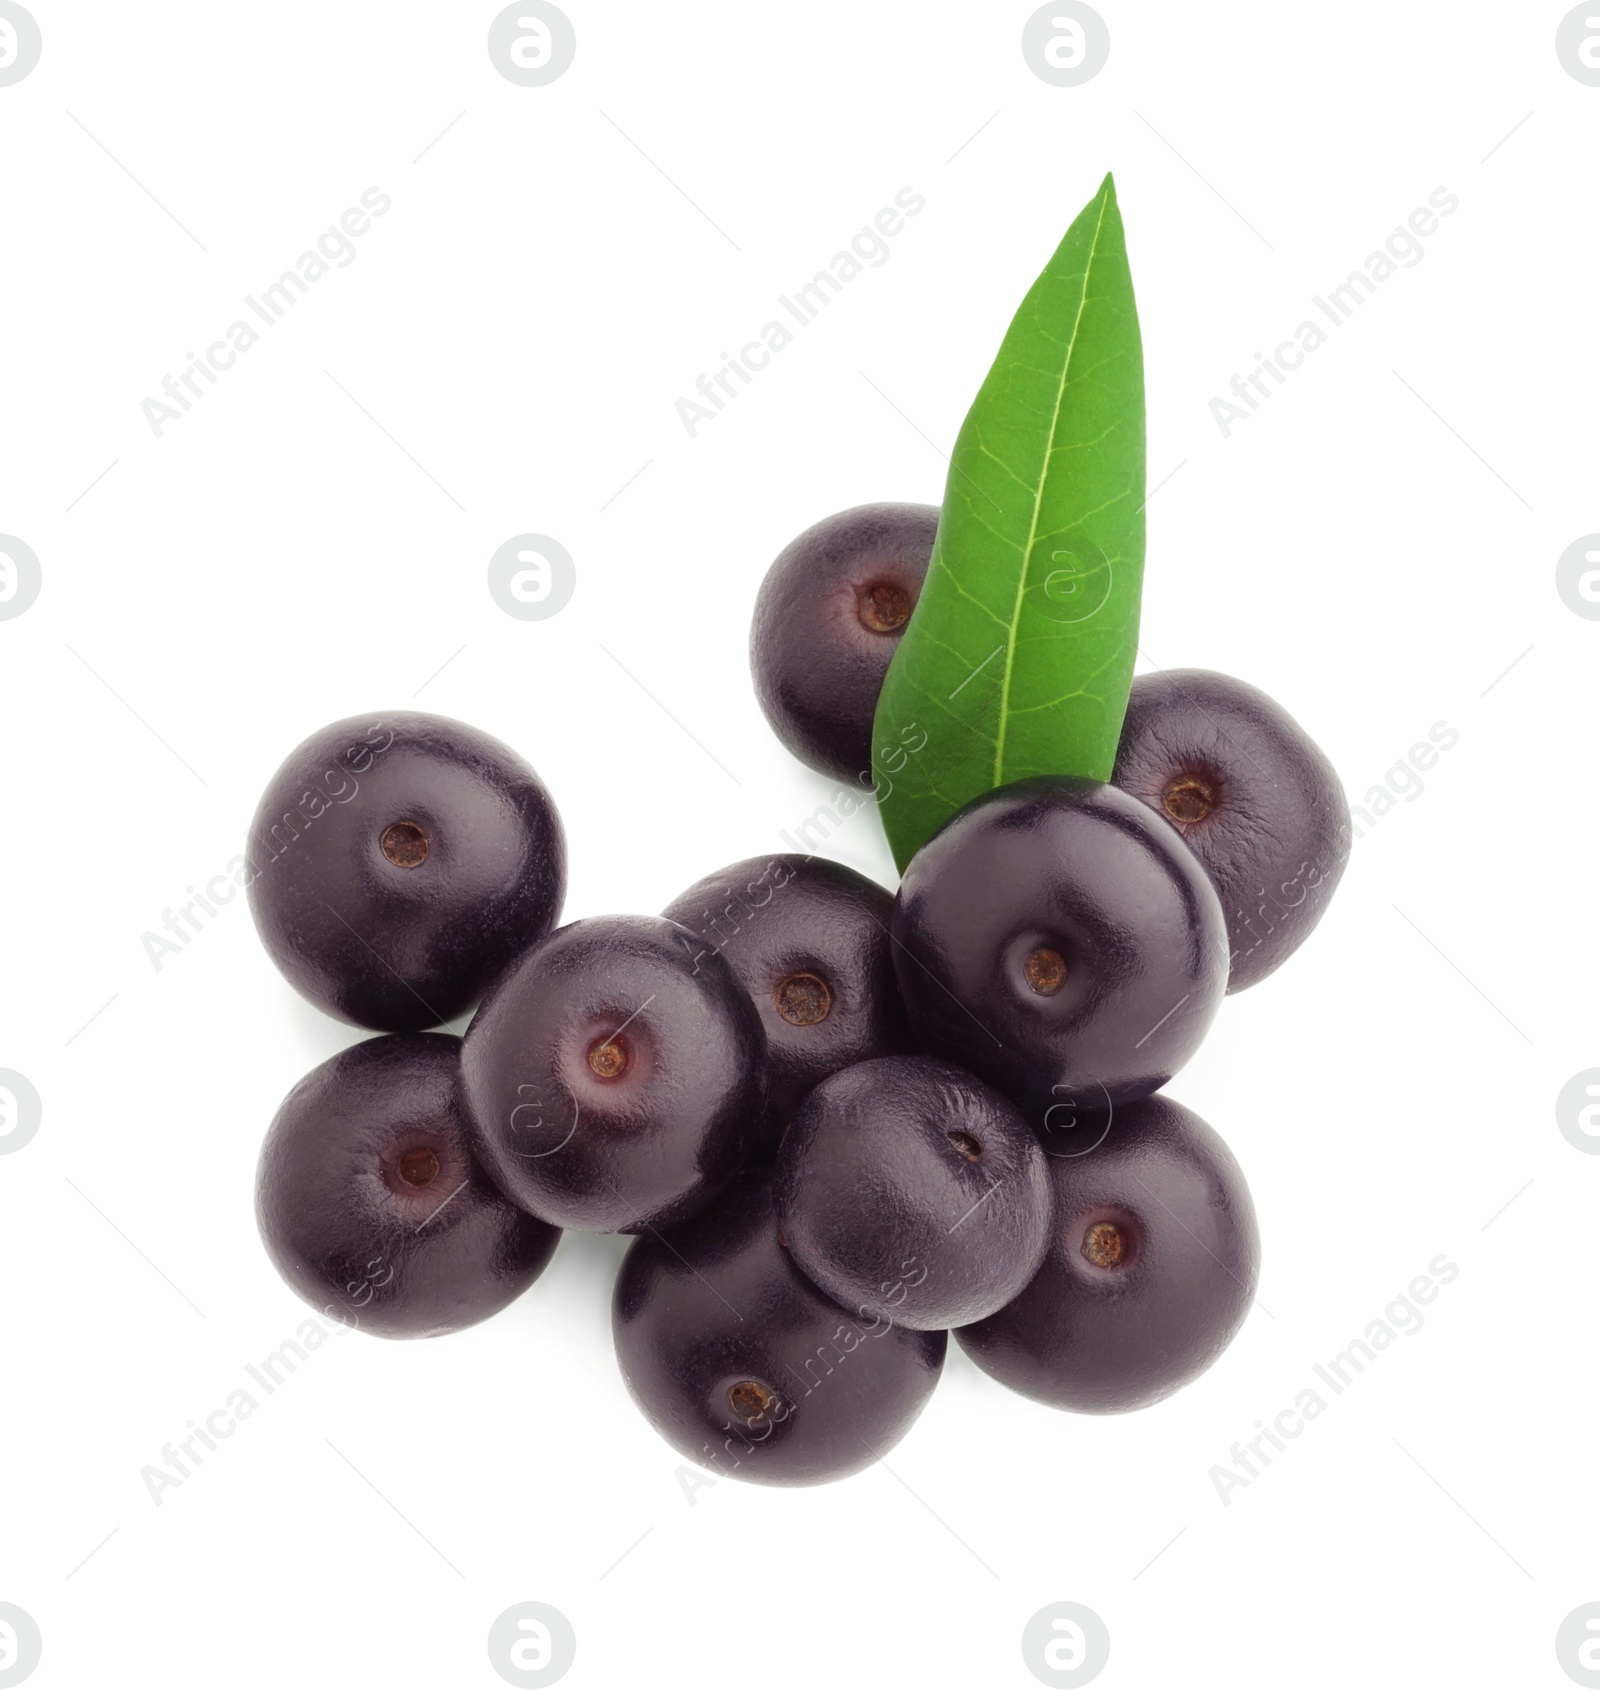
[245,711,566,1031]
[890,778,1228,1120]
[1112,668,1350,992]
[959,1093,1259,1412]
[660,854,915,1158]
[256,1033,559,1339]
[461,916,765,1233]
[613,1171,946,1486]
[774,1057,1051,1329]
[749,503,938,781]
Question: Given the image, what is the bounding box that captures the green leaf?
[873,172,1145,872]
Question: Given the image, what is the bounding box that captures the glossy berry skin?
[959,1094,1258,1412]
[1112,668,1350,992]
[891,779,1228,1122]
[660,854,915,1158]
[256,1034,559,1340]
[775,1057,1051,1330]
[614,1171,946,1486]
[246,711,566,1031]
[750,502,938,782]
[461,915,766,1234]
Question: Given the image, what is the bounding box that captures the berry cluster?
[248,506,1348,1487]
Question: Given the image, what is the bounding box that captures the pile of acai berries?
[248,503,1349,1487]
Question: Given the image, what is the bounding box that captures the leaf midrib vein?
[991,186,1112,787]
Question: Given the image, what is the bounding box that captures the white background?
[1,3,1594,1687]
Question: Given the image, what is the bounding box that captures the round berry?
[613,1171,946,1486]
[1112,668,1350,991]
[461,915,766,1232]
[750,503,937,781]
[661,854,915,1157]
[775,1057,1051,1329]
[256,1033,559,1339]
[245,712,565,1030]
[890,778,1228,1120]
[959,1093,1259,1411]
